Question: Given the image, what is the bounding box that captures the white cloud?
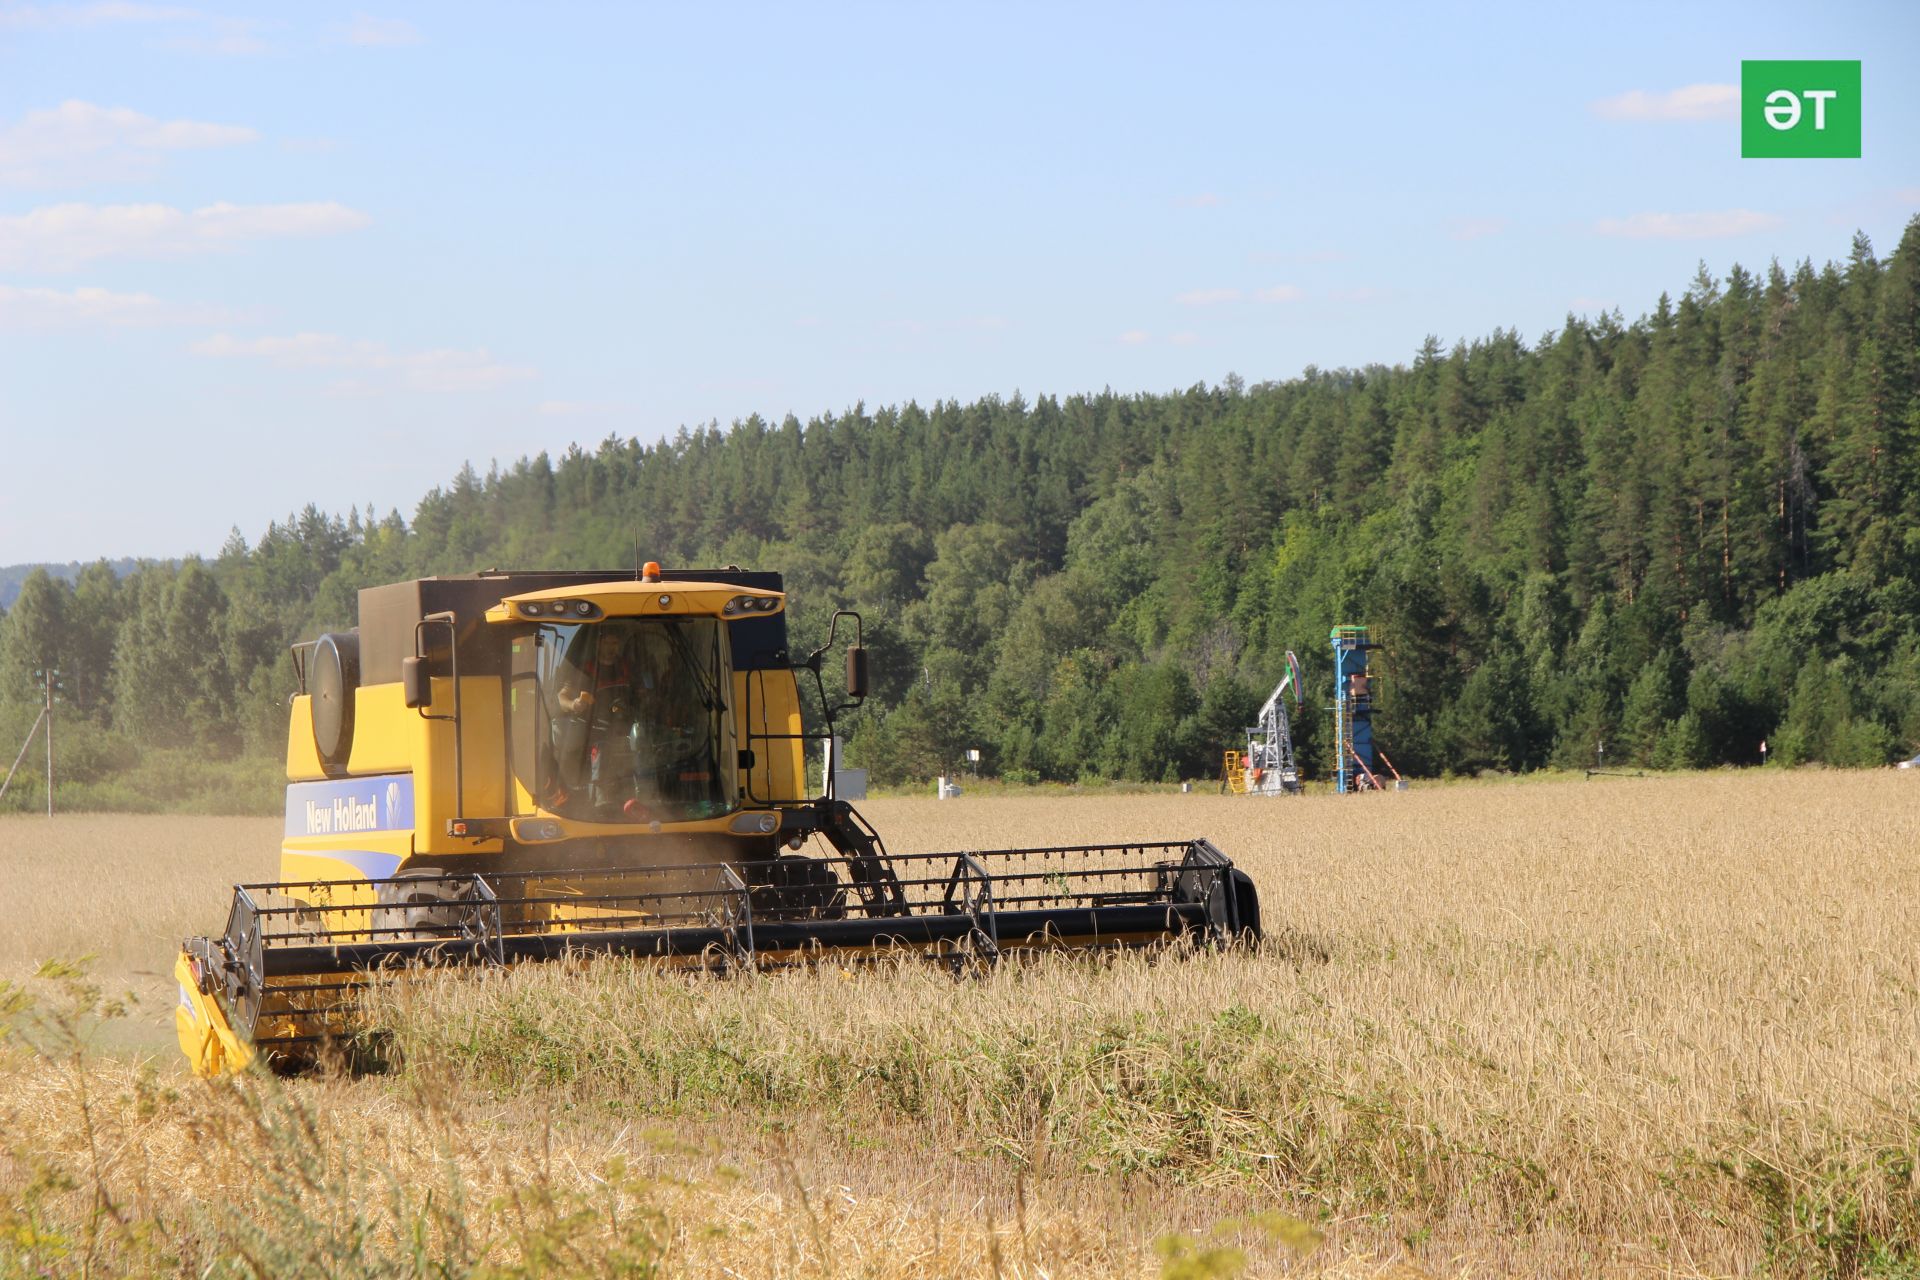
[194,331,536,393]
[1168,332,1201,347]
[1327,286,1386,303]
[0,281,260,334]
[0,281,228,329]
[0,3,266,52]
[194,331,366,363]
[1174,193,1224,209]
[1448,216,1508,241]
[394,348,534,393]
[1594,210,1783,240]
[1590,83,1738,122]
[1117,329,1149,345]
[0,100,257,187]
[344,12,419,45]
[0,3,199,30]
[0,200,370,270]
[191,202,366,238]
[1255,284,1304,302]
[1175,287,1240,306]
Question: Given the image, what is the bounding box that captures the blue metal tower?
[1330,625,1382,792]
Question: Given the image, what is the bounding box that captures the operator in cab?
[546,621,728,822]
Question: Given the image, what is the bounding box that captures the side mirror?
[845,646,868,700]
[401,656,430,709]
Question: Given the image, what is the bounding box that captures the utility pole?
[44,666,54,818]
[1,666,57,813]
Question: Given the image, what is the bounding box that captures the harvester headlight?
[510,817,567,843]
[728,811,781,835]
[521,598,598,620]
[657,594,672,608]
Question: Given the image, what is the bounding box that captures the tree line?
[2,219,1917,807]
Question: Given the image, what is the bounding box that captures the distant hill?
[0,559,152,611]
[1,219,1917,797]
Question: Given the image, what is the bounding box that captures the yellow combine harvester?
[176,564,1260,1075]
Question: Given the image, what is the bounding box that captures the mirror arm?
[411,613,465,828]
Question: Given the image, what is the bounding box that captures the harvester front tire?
[371,869,466,939]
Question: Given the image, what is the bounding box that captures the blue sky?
[0,1,1915,563]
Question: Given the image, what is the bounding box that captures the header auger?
[176,564,1260,1076]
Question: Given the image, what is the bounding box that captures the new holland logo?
[285,777,413,837]
[304,794,382,834]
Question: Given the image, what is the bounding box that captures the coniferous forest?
[3,221,1919,808]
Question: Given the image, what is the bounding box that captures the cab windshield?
[532,618,737,823]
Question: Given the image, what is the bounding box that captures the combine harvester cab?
[177,565,1261,1075]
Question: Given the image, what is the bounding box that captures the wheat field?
[2,771,1917,1277]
